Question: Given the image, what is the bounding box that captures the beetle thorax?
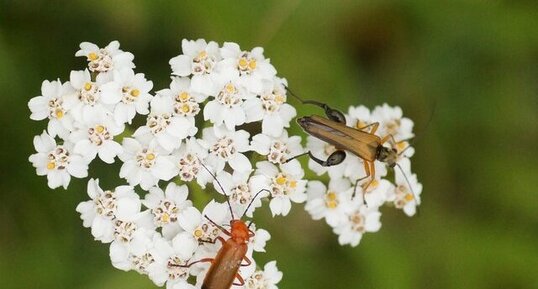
[230,220,250,244]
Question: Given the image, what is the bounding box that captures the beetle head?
[230,220,250,244]
[377,146,398,167]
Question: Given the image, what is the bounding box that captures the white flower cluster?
[304,104,422,247]
[27,39,295,289]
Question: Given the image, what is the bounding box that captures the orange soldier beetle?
[284,87,418,203]
[172,162,270,289]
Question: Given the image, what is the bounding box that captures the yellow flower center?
[276,176,287,185]
[130,89,140,97]
[326,192,338,209]
[181,104,190,113]
[161,213,170,223]
[179,92,190,101]
[46,162,56,170]
[197,50,207,59]
[194,228,203,238]
[248,60,257,70]
[404,193,414,202]
[289,180,297,188]
[88,52,98,61]
[55,110,64,119]
[84,82,92,91]
[238,58,248,68]
[96,125,105,133]
[225,83,235,93]
[146,153,156,161]
[274,94,285,104]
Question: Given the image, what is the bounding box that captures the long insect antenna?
[197,159,235,220]
[284,86,306,103]
[395,163,419,205]
[241,188,271,220]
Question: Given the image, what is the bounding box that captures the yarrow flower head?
[301,103,422,246]
[28,39,306,289]
[28,38,422,288]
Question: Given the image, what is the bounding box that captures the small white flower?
[333,201,382,247]
[219,42,277,95]
[354,178,393,208]
[75,179,141,243]
[251,130,304,165]
[158,77,208,119]
[345,105,371,130]
[215,170,269,218]
[203,75,254,130]
[68,69,111,123]
[305,179,354,227]
[110,231,159,273]
[249,225,271,253]
[203,126,252,174]
[243,78,296,137]
[370,103,414,142]
[386,158,422,216]
[171,137,213,187]
[143,183,193,239]
[119,136,177,190]
[147,233,198,288]
[69,114,124,164]
[178,201,229,247]
[169,39,221,95]
[134,94,197,152]
[75,40,135,75]
[28,79,77,139]
[245,261,283,289]
[109,211,156,269]
[254,160,307,217]
[99,68,154,124]
[29,131,88,189]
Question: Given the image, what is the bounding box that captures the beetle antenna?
[284,86,305,103]
[395,163,419,205]
[241,189,270,220]
[197,159,235,220]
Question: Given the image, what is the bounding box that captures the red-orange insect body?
[194,162,264,289]
[201,220,253,289]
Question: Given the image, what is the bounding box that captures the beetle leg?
[380,133,397,145]
[361,161,376,192]
[353,160,371,203]
[357,122,379,134]
[232,273,245,286]
[241,256,252,267]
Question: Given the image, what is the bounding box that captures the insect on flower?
[285,88,418,203]
[171,161,269,289]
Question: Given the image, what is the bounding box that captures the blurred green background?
[1,0,537,288]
